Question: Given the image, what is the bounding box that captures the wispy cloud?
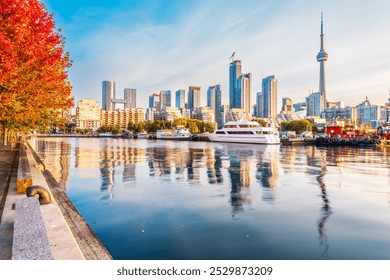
[44,0,390,108]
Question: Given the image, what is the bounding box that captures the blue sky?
[42,0,390,109]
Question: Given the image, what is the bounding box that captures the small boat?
[208,120,280,144]
[156,126,193,140]
[98,132,115,138]
[136,132,149,139]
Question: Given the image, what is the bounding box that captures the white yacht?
[156,126,193,140]
[208,121,280,144]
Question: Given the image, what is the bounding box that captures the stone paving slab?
[12,197,53,260]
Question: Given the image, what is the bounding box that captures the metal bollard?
[26,185,51,205]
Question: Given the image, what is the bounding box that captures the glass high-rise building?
[175,89,185,109]
[229,60,242,109]
[256,92,263,118]
[188,86,201,115]
[124,88,136,109]
[159,90,171,111]
[306,91,324,116]
[102,81,115,111]
[149,93,160,109]
[229,60,252,115]
[261,75,278,119]
[207,85,222,127]
[236,73,252,114]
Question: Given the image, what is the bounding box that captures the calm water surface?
[31,137,390,260]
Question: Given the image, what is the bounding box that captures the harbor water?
[31,137,390,260]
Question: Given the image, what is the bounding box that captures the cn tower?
[316,12,328,110]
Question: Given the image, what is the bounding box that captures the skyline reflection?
[31,138,390,260]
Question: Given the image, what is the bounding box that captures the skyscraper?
[261,75,278,119]
[175,89,185,109]
[207,85,222,127]
[229,60,242,109]
[124,88,136,109]
[236,73,252,114]
[306,91,324,116]
[149,93,160,109]
[102,81,115,111]
[229,59,252,115]
[188,86,201,115]
[256,92,263,118]
[316,12,328,111]
[159,90,171,111]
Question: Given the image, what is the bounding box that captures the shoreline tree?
[0,0,73,144]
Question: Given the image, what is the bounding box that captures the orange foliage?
[0,0,73,131]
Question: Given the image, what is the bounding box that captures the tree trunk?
[2,127,8,146]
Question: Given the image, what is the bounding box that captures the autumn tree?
[280,120,313,134]
[0,0,73,143]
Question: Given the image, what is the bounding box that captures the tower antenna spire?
[229,52,235,61]
[320,11,324,50]
[316,12,328,111]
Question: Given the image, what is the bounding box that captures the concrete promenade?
[0,141,112,260]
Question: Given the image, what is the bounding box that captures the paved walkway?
[0,143,18,259]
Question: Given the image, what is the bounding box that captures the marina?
[30,137,390,260]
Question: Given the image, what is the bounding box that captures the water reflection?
[305,146,332,257]
[35,140,71,190]
[32,138,390,260]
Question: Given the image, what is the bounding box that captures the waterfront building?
[76,98,101,130]
[207,85,223,127]
[261,75,278,119]
[101,108,145,128]
[327,101,344,109]
[316,12,329,111]
[192,107,216,125]
[236,73,252,114]
[293,102,307,112]
[159,90,172,111]
[229,59,252,115]
[226,108,248,122]
[145,107,157,122]
[155,107,183,122]
[381,94,390,122]
[356,97,381,125]
[229,60,242,109]
[102,81,116,111]
[221,104,230,126]
[102,81,137,111]
[180,108,191,119]
[321,106,357,123]
[188,86,201,116]
[175,89,186,109]
[149,93,160,109]
[255,92,263,118]
[281,97,295,115]
[306,91,324,117]
[124,88,136,109]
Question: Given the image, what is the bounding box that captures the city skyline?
[42,0,390,109]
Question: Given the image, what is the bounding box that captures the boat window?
[256,131,263,134]
[226,131,255,134]
[238,124,259,128]
[224,125,238,128]
[216,131,226,134]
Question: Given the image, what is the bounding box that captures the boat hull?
[208,134,280,144]
[156,136,192,141]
